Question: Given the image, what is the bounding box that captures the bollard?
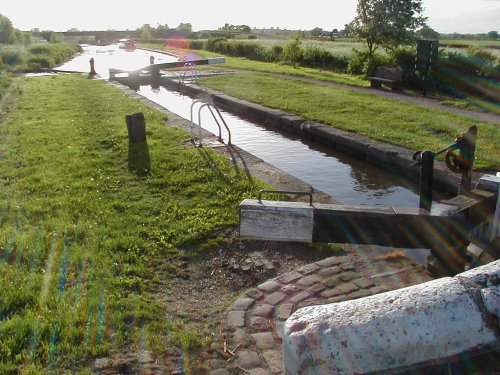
[125,113,146,143]
[151,66,160,89]
[89,57,96,77]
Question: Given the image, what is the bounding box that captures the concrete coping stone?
[283,260,500,375]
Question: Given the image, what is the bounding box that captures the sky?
[1,0,499,34]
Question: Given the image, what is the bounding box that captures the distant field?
[253,38,366,59]
[440,39,500,48]
[250,37,500,59]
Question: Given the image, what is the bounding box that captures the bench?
[368,66,403,91]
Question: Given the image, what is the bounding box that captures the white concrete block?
[481,287,500,323]
[283,276,500,375]
[459,259,500,287]
[477,174,500,238]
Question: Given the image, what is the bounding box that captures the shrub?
[282,37,303,68]
[302,45,348,71]
[26,56,54,69]
[432,48,500,101]
[205,37,227,55]
[390,47,421,89]
[0,46,26,66]
[267,45,283,62]
[27,43,76,67]
[189,40,205,50]
[348,49,391,76]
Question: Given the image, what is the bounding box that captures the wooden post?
[459,125,477,194]
[89,58,96,77]
[151,66,160,89]
[126,113,146,143]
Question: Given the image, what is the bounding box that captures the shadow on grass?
[128,140,151,177]
[194,142,254,184]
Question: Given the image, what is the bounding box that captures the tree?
[49,32,65,43]
[238,25,251,33]
[140,24,152,42]
[487,30,499,40]
[0,14,14,43]
[417,26,439,40]
[283,35,302,68]
[343,23,351,37]
[152,24,169,38]
[310,27,323,37]
[177,23,192,34]
[350,0,427,59]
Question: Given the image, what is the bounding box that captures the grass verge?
[0,74,262,373]
[197,71,499,171]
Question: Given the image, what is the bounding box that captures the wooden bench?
[368,66,403,91]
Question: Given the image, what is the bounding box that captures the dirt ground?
[92,229,437,374]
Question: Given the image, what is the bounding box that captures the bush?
[26,56,54,69]
[348,49,391,76]
[206,37,228,54]
[302,45,348,71]
[0,46,27,66]
[390,47,421,89]
[432,47,500,101]
[267,45,283,62]
[27,43,76,67]
[189,40,205,50]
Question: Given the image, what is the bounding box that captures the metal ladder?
[189,99,231,147]
[178,62,198,83]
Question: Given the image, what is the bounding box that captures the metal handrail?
[179,63,198,84]
[189,99,231,147]
[258,188,314,206]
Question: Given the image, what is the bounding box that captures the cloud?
[429,6,500,33]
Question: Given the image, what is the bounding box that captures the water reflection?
[58,45,424,207]
[57,44,176,79]
[138,86,423,207]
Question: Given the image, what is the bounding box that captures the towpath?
[271,73,500,125]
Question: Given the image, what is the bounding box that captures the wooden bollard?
[89,57,96,76]
[126,113,146,143]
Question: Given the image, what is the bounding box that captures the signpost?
[416,40,439,97]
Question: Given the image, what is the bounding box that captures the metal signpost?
[416,40,439,97]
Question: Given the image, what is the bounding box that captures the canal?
[58,44,430,207]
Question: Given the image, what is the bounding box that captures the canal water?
[58,44,427,207]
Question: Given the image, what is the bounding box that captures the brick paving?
[209,255,392,374]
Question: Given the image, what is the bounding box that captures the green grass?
[440,39,500,48]
[0,74,262,372]
[198,71,500,171]
[215,55,368,87]
[140,42,368,87]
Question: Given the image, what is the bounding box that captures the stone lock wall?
[283,260,500,374]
